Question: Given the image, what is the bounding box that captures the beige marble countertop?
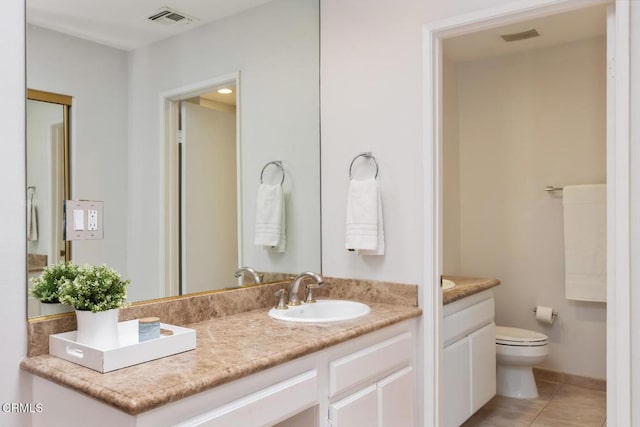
[21,301,421,415]
[442,276,500,305]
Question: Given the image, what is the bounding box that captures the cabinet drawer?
[443,297,494,347]
[177,370,317,427]
[329,332,412,397]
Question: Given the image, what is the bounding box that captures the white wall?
[127,0,320,301]
[630,2,640,423]
[0,1,29,426]
[320,0,508,285]
[27,25,129,276]
[444,37,607,379]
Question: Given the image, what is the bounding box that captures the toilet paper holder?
[532,307,558,319]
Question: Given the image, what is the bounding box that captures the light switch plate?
[65,200,104,240]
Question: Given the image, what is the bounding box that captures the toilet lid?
[496,326,548,346]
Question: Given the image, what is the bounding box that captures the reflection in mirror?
[179,84,239,294]
[26,90,71,317]
[26,0,320,318]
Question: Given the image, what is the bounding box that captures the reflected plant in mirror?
[25,0,321,319]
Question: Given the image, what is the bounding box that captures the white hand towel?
[345,178,384,255]
[255,183,286,252]
[563,184,606,302]
[27,192,38,241]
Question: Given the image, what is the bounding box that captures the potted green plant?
[58,264,130,349]
[29,262,80,315]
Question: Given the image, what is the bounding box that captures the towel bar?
[545,186,563,192]
[349,152,379,180]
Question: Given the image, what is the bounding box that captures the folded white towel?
[345,178,384,255]
[563,184,606,302]
[255,183,286,252]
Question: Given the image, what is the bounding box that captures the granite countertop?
[21,301,421,416]
[442,276,500,305]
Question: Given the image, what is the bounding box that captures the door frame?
[159,72,242,297]
[421,0,630,425]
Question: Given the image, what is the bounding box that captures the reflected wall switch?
[65,200,104,240]
[73,209,85,230]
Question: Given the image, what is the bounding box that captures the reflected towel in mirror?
[27,189,38,241]
[254,183,286,252]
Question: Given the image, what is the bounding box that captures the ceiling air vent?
[500,29,540,42]
[148,7,198,26]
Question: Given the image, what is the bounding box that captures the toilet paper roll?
[536,306,555,325]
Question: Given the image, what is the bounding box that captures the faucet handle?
[304,282,324,304]
[274,289,288,310]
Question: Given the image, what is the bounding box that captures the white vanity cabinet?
[328,332,415,426]
[30,319,417,427]
[443,290,496,427]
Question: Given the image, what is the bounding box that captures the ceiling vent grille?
[148,7,198,26]
[500,29,540,42]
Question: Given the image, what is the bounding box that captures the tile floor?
[462,379,606,427]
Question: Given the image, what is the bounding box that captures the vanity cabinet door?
[470,322,496,413]
[328,367,415,427]
[443,337,471,427]
[378,367,414,427]
[329,384,378,427]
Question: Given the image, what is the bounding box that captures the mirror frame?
[26,88,72,264]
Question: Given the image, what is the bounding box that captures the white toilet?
[495,326,549,399]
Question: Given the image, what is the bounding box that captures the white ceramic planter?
[75,308,120,350]
[39,302,72,316]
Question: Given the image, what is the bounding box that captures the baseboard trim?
[533,367,606,392]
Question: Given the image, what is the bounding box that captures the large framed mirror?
[26,0,321,318]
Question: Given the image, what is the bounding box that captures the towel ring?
[349,152,379,180]
[260,160,285,185]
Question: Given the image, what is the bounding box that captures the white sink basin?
[268,299,370,323]
[442,279,456,290]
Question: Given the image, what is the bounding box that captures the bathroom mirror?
[26,0,321,318]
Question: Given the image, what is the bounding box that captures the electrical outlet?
[88,210,98,231]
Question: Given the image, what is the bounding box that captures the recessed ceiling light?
[217,88,233,94]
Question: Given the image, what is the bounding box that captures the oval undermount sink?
[441,279,456,290]
[268,299,370,323]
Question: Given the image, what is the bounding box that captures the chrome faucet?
[234,266,262,286]
[288,271,324,306]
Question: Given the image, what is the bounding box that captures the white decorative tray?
[49,320,196,373]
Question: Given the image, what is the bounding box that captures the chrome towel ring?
[349,152,379,180]
[260,160,285,185]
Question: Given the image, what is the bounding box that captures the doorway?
[422,1,631,425]
[160,74,241,297]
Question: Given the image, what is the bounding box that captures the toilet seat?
[496,326,548,347]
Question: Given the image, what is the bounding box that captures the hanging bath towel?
[563,184,606,302]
